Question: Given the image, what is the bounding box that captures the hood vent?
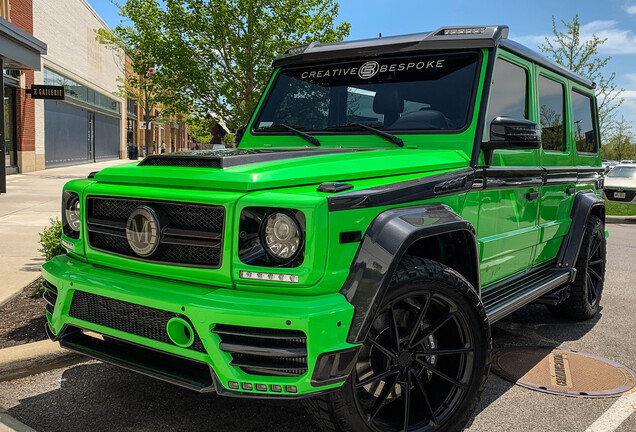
[138,148,362,169]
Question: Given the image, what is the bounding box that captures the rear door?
[534,70,576,266]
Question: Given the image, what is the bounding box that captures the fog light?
[242,383,253,390]
[228,381,239,389]
[271,385,282,392]
[240,271,299,283]
[256,384,267,392]
[286,385,297,393]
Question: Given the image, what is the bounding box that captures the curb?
[606,215,636,224]
[0,276,41,309]
[0,340,85,382]
[0,407,37,432]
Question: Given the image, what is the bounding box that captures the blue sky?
[87,0,636,127]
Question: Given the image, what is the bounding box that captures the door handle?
[526,191,539,201]
[566,186,576,195]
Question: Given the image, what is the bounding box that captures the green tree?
[187,116,215,145]
[539,15,624,141]
[601,116,634,161]
[95,29,173,152]
[107,0,350,129]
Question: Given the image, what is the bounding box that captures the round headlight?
[262,212,301,261]
[65,194,81,232]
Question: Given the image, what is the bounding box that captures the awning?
[0,16,47,70]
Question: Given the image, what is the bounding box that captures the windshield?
[254,52,479,134]
[607,166,636,178]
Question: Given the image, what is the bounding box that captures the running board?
[483,267,573,323]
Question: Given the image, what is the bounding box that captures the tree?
[108,0,351,129]
[601,116,634,161]
[96,29,174,152]
[539,15,624,142]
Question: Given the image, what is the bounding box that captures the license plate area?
[614,192,626,199]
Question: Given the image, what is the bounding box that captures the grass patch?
[605,200,636,216]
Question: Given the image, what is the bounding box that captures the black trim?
[328,168,475,212]
[340,205,479,344]
[471,46,498,167]
[139,148,363,169]
[318,182,354,193]
[311,347,360,387]
[339,231,362,244]
[556,191,605,269]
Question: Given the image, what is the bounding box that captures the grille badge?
[126,206,160,257]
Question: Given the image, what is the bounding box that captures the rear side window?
[572,90,597,154]
[487,58,528,128]
[538,76,565,151]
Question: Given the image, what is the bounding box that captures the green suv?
[43,25,606,432]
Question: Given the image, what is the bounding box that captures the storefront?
[0,15,46,192]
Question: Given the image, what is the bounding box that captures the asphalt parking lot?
[1,222,635,432]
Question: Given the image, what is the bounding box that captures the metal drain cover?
[491,347,636,398]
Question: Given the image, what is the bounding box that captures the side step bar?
[484,267,573,323]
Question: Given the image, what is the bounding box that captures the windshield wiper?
[257,124,320,146]
[325,123,403,147]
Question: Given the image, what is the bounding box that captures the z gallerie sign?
[28,85,65,100]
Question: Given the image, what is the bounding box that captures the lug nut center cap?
[398,350,413,368]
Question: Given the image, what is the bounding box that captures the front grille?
[87,197,224,268]
[605,188,636,202]
[212,324,308,377]
[69,291,206,353]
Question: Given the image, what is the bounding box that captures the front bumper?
[603,188,636,203]
[42,255,358,398]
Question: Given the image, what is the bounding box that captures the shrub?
[222,133,235,148]
[38,218,66,261]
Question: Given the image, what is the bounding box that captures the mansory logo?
[126,206,160,257]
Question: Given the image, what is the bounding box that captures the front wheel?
[306,257,491,432]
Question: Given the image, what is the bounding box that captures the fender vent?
[212,324,308,377]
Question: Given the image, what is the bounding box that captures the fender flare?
[556,191,605,271]
[340,204,479,344]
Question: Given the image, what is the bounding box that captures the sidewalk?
[0,159,132,307]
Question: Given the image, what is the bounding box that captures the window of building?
[572,90,597,154]
[43,68,120,113]
[486,58,528,131]
[126,98,137,117]
[538,75,565,151]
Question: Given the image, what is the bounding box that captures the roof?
[272,25,594,89]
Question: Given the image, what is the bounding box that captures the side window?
[538,75,565,151]
[486,58,528,130]
[572,90,597,153]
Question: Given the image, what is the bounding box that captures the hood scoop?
[138,148,363,169]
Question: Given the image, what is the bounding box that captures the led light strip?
[239,271,299,283]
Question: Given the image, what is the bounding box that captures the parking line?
[584,391,636,432]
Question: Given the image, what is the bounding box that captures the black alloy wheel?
[306,257,491,432]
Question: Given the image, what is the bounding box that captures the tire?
[548,215,606,320]
[305,256,491,432]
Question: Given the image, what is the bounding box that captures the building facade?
[2,0,190,178]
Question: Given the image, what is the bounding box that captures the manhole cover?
[491,347,636,398]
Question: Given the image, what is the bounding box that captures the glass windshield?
[607,166,636,178]
[254,52,479,134]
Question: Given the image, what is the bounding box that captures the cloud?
[626,4,636,14]
[515,20,636,55]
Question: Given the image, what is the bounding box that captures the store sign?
[139,121,152,130]
[29,85,65,100]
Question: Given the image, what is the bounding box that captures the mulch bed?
[0,277,48,349]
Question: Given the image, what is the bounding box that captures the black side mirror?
[235,125,247,147]
[481,116,541,165]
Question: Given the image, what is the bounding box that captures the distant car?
[603,164,636,202]
[212,144,225,149]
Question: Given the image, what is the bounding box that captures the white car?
[603,164,636,203]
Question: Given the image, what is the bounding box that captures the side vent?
[212,324,308,377]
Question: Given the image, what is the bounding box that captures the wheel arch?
[557,191,605,271]
[340,204,480,344]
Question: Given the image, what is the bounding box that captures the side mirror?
[235,125,247,146]
[482,116,541,165]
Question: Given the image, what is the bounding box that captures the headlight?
[62,191,81,238]
[262,212,301,261]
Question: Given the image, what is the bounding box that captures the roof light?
[239,271,299,283]
[443,27,486,35]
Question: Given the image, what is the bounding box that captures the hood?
[605,176,636,190]
[93,148,470,192]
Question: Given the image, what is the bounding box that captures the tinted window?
[255,53,479,134]
[607,166,636,178]
[487,58,528,129]
[572,90,597,153]
[539,76,565,151]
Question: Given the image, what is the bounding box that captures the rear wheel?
[306,257,491,432]
[548,215,606,320]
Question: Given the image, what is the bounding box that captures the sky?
[87,0,636,127]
